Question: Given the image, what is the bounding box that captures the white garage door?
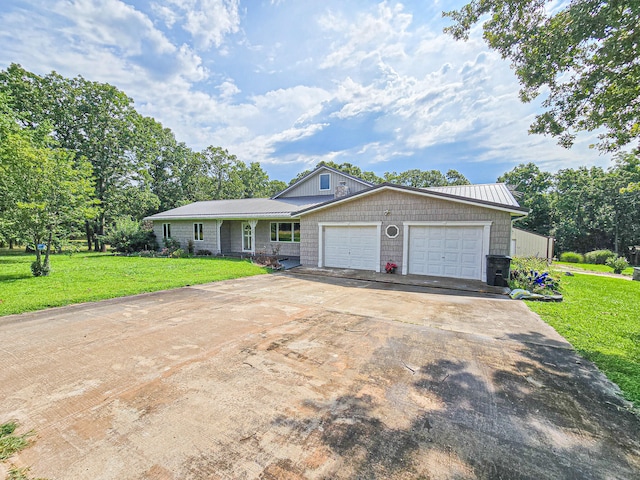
[408,226,484,280]
[324,226,378,271]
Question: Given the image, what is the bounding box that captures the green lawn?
[554,261,635,276]
[0,251,268,317]
[527,274,640,407]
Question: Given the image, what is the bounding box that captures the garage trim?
[401,221,492,279]
[318,222,382,272]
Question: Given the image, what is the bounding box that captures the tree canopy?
[444,0,640,152]
[502,154,640,254]
[0,92,97,274]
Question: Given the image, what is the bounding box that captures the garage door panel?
[409,226,484,280]
[324,226,378,271]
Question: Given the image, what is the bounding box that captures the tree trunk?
[43,230,53,275]
[9,238,13,249]
[85,220,93,251]
[98,213,106,252]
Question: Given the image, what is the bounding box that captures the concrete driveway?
[1,273,639,479]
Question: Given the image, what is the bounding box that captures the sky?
[0,0,614,184]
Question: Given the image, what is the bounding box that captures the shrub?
[105,217,158,253]
[584,249,616,265]
[559,251,584,263]
[509,257,560,294]
[606,256,629,274]
[187,239,195,255]
[30,259,50,277]
[163,237,181,251]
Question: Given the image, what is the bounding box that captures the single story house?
[145,165,528,282]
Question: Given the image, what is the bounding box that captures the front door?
[242,222,253,252]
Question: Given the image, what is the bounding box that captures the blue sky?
[0,0,613,184]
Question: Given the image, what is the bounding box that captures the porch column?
[215,220,223,254]
[248,219,258,254]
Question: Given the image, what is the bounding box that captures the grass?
[526,274,640,407]
[0,422,31,461]
[0,422,44,480]
[0,250,268,317]
[554,261,635,276]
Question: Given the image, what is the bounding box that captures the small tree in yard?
[0,105,97,275]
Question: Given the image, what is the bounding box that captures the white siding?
[511,228,554,259]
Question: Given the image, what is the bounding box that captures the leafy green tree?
[266,180,288,197]
[498,163,553,235]
[240,162,270,198]
[197,146,246,200]
[288,161,383,186]
[0,107,96,275]
[384,168,469,187]
[602,152,640,253]
[445,169,471,186]
[552,166,610,253]
[0,64,139,251]
[444,0,640,152]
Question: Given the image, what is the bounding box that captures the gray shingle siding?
[153,219,301,256]
[153,220,219,253]
[300,189,512,271]
[279,170,370,198]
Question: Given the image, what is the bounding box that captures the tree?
[266,180,288,197]
[602,152,640,253]
[444,1,640,152]
[197,146,246,200]
[0,99,96,275]
[445,169,471,186]
[498,163,553,235]
[240,162,270,198]
[552,166,609,253]
[288,161,383,186]
[384,168,470,187]
[0,64,139,251]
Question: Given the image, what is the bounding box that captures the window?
[193,223,204,241]
[163,223,171,239]
[319,173,330,191]
[270,222,301,242]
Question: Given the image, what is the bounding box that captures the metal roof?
[425,183,519,207]
[295,183,527,216]
[145,183,526,221]
[145,196,332,220]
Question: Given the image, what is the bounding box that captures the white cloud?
[0,0,612,182]
[52,0,175,56]
[150,2,179,28]
[217,80,240,99]
[159,0,240,50]
[319,2,412,70]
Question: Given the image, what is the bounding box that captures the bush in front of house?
[509,257,561,294]
[559,251,584,263]
[606,256,629,274]
[105,217,158,253]
[584,249,616,265]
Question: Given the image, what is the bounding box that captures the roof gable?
[295,183,528,216]
[272,165,374,199]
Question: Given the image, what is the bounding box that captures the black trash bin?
[486,255,512,287]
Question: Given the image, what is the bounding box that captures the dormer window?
[319,173,331,191]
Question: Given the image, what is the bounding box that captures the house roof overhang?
[295,183,529,217]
